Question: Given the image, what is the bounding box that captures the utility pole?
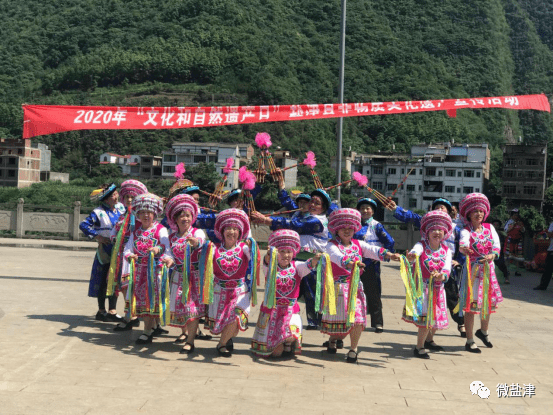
[335,0,347,203]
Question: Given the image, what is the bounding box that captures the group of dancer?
[80,157,504,362]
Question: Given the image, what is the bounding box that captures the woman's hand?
[250,211,271,226]
[460,247,473,256]
[162,257,174,268]
[148,246,161,255]
[186,236,199,248]
[406,252,417,262]
[126,254,138,262]
[310,253,322,268]
[478,254,495,264]
[387,252,401,262]
[384,198,397,211]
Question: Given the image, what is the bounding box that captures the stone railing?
[0,200,419,250]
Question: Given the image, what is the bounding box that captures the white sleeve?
[123,232,134,260]
[158,227,174,261]
[327,243,345,267]
[359,240,385,262]
[193,228,207,248]
[443,247,452,279]
[489,225,501,254]
[460,229,470,248]
[548,223,553,233]
[295,260,312,278]
[242,243,251,261]
[409,242,424,256]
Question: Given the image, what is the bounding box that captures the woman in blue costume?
[80,183,126,322]
[353,198,395,333]
[251,188,337,329]
[387,197,466,337]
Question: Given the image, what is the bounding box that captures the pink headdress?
[119,180,148,200]
[268,229,301,256]
[165,194,200,231]
[131,193,163,217]
[328,208,362,236]
[223,157,234,174]
[420,210,453,240]
[302,151,317,169]
[214,208,251,241]
[459,193,490,223]
[255,132,272,149]
[238,166,256,190]
[173,162,186,179]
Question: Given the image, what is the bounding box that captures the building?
[0,138,41,188]
[99,153,162,179]
[335,143,490,221]
[161,142,256,190]
[501,143,547,211]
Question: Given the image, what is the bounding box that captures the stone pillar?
[72,201,81,241]
[16,198,24,238]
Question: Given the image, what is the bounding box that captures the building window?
[142,158,151,163]
[419,169,423,175]
[419,185,422,191]
[406,184,415,191]
[163,165,175,173]
[475,188,480,192]
[457,171,462,177]
[387,183,396,191]
[388,168,396,175]
[8,157,16,166]
[438,170,442,176]
[8,170,16,177]
[463,186,473,193]
[505,158,515,166]
[372,181,383,190]
[503,185,516,194]
[527,171,536,179]
[505,170,515,178]
[445,186,455,193]
[401,169,405,175]
[103,156,108,162]
[143,167,151,173]
[163,154,176,162]
[457,188,461,193]
[446,170,455,177]
[425,168,436,176]
[372,166,383,175]
[408,198,417,208]
[464,170,475,178]
[476,172,481,178]
[523,185,537,195]
[526,159,538,166]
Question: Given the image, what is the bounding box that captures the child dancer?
[202,208,257,357]
[80,183,126,322]
[124,193,174,344]
[165,194,207,354]
[404,210,453,359]
[324,208,399,363]
[251,230,321,358]
[111,180,148,332]
[458,193,502,353]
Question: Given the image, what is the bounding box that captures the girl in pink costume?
[324,208,399,363]
[165,194,207,354]
[203,208,256,357]
[251,230,321,358]
[124,193,174,344]
[404,210,453,359]
[458,193,502,353]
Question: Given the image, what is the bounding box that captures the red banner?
[22,94,550,139]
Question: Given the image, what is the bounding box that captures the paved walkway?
[1,241,553,414]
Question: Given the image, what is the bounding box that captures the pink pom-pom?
[255,132,272,149]
[352,171,368,187]
[302,151,317,169]
[223,157,234,174]
[244,172,256,190]
[239,167,257,190]
[174,162,186,179]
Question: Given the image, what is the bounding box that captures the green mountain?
[0,0,552,185]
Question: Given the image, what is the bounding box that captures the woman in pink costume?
[404,210,453,359]
[324,208,399,363]
[123,193,174,344]
[458,193,502,353]
[165,194,207,354]
[251,230,321,358]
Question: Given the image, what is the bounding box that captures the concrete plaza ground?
[1,238,553,414]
